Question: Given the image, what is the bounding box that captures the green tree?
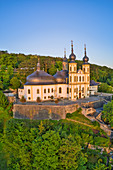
[0,91,8,108]
[0,80,3,89]
[7,65,13,78]
[10,77,20,90]
[49,64,57,75]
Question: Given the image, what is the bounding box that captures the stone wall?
[13,103,79,120]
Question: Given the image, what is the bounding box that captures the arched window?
[48,89,50,93]
[51,88,53,92]
[37,89,39,94]
[79,76,81,82]
[70,66,72,71]
[67,87,69,94]
[59,87,62,93]
[70,76,72,82]
[28,89,30,94]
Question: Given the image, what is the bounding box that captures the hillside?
[0,50,113,90]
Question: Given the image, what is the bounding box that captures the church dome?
[53,71,66,84]
[25,70,56,85]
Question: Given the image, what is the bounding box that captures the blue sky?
[0,0,113,68]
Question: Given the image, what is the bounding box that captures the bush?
[20,96,26,103]
[55,99,59,104]
[51,96,54,99]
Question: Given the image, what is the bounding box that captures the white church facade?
[18,41,90,101]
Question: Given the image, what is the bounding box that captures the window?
[48,96,51,98]
[70,76,72,82]
[37,89,39,94]
[70,66,72,71]
[87,87,89,91]
[44,96,46,99]
[28,89,30,94]
[79,86,81,90]
[84,68,85,72]
[48,89,50,93]
[74,67,76,71]
[59,87,62,93]
[74,76,76,82]
[67,87,69,94]
[87,76,89,81]
[28,97,31,100]
[76,76,78,82]
[79,76,81,82]
[51,88,53,92]
[70,88,71,93]
[74,96,76,98]
[82,76,84,82]
[44,89,46,93]
[74,88,76,93]
[82,87,84,93]
[87,68,89,72]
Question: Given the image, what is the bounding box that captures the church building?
[18,41,90,101]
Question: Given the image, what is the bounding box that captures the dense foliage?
[102,100,113,127]
[0,117,111,169]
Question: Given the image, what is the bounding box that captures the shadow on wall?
[14,109,61,120]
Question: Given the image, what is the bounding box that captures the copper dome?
[53,71,66,84]
[25,70,56,85]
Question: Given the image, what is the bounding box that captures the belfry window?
[44,89,46,93]
[74,67,76,71]
[74,76,76,82]
[70,67,72,71]
[28,89,30,94]
[82,76,84,82]
[59,87,62,93]
[51,88,53,92]
[48,89,50,93]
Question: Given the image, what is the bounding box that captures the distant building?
[18,41,90,101]
[89,80,99,95]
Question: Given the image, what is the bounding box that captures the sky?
[0,0,113,68]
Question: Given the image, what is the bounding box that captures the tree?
[0,91,8,108]
[49,64,57,75]
[0,81,3,89]
[7,65,13,78]
[10,77,20,90]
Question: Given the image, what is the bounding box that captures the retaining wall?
[13,103,79,120]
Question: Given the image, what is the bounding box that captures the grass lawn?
[66,110,94,125]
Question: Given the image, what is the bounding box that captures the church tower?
[82,44,90,97]
[69,41,77,100]
[63,48,68,70]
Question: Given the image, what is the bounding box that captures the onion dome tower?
[83,44,89,64]
[69,40,76,63]
[63,48,68,70]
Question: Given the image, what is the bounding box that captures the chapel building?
[18,41,90,101]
